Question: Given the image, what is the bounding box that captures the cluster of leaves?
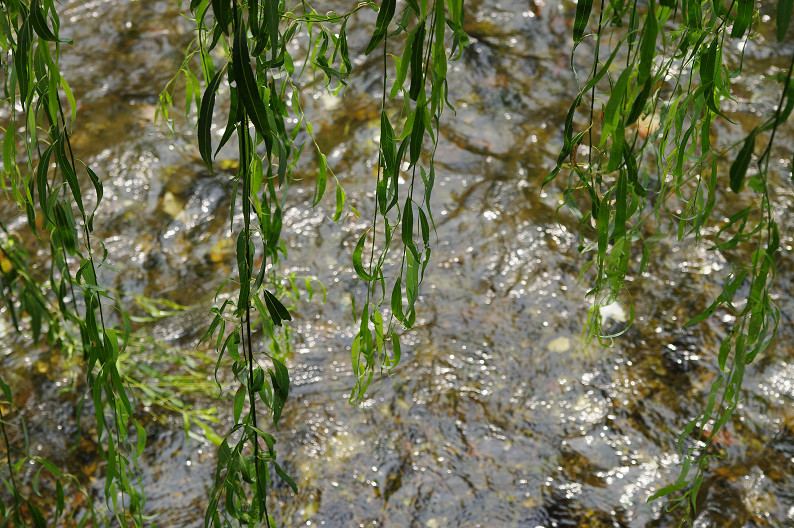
[1,375,104,527]
[545,0,793,521]
[348,0,467,403]
[7,0,791,524]
[1,0,468,523]
[1,0,149,525]
[173,0,467,525]
[2,1,261,525]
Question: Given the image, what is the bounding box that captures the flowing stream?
[2,0,794,526]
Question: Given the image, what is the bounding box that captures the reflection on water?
[2,0,794,527]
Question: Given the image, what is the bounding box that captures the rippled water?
[2,0,794,527]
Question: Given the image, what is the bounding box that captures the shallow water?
[2,1,794,527]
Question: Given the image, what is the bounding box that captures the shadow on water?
[2,0,794,527]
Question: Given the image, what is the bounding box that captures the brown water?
[2,0,794,527]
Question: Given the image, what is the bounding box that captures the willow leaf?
[778,0,793,41]
[602,69,631,146]
[198,64,227,170]
[353,232,377,281]
[409,21,425,101]
[365,0,397,55]
[730,0,753,38]
[729,130,756,193]
[275,462,298,493]
[313,152,327,206]
[638,1,658,85]
[29,0,61,42]
[263,290,291,323]
[573,0,594,42]
[232,21,271,140]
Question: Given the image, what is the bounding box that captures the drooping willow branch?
[545,0,794,520]
[186,0,467,524]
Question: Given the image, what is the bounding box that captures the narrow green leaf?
[573,0,594,42]
[232,20,272,140]
[264,0,280,60]
[28,503,46,528]
[15,18,32,106]
[638,1,658,85]
[365,0,397,55]
[409,21,426,101]
[381,111,397,173]
[731,0,753,38]
[30,0,58,42]
[198,65,227,170]
[352,231,377,281]
[56,135,84,214]
[729,130,756,193]
[627,77,652,126]
[391,332,402,366]
[275,462,298,493]
[135,422,147,457]
[401,197,414,251]
[0,377,11,402]
[313,152,327,206]
[233,387,245,423]
[409,108,424,164]
[602,69,631,146]
[391,278,404,322]
[263,289,291,324]
[597,192,611,259]
[333,183,345,222]
[55,480,65,519]
[684,271,747,327]
[36,143,54,220]
[270,357,289,423]
[778,0,793,41]
[647,457,692,501]
[390,29,415,98]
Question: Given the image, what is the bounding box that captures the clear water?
[2,1,794,526]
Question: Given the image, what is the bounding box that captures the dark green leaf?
[56,135,84,214]
[29,0,60,41]
[275,462,298,493]
[405,0,421,15]
[252,367,265,392]
[232,20,272,141]
[573,0,594,42]
[409,108,424,164]
[365,0,397,55]
[15,18,32,107]
[627,77,652,125]
[381,111,397,173]
[36,144,54,221]
[778,0,793,41]
[729,130,756,193]
[731,0,753,38]
[263,289,291,325]
[638,1,658,86]
[198,65,227,170]
[233,387,245,423]
[409,21,425,101]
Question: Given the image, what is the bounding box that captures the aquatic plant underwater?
[1,0,793,525]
